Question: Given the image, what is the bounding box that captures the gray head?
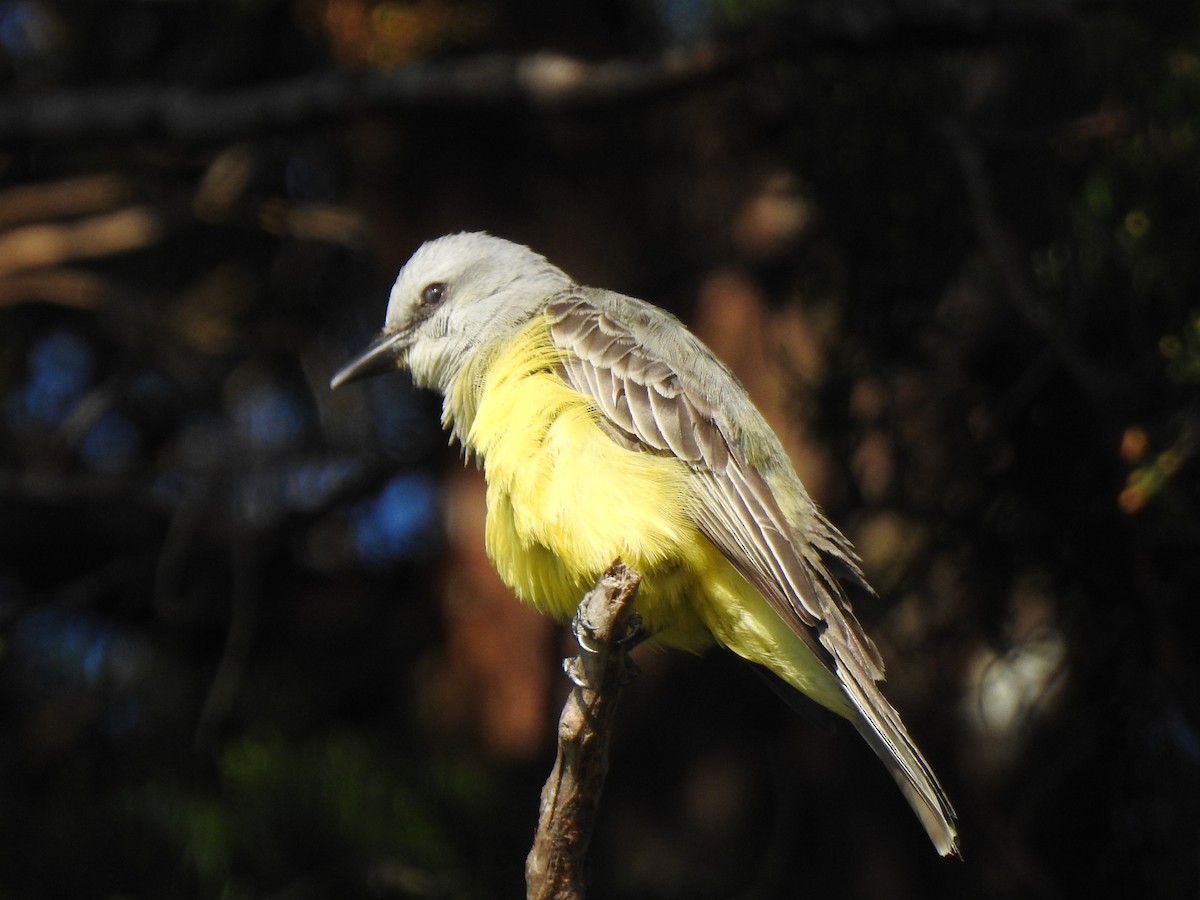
[331,232,572,393]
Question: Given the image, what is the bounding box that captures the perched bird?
[332,232,959,856]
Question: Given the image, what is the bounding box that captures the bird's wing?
[546,289,960,857]
[544,290,884,680]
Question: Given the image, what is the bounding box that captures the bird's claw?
[571,608,646,654]
[571,605,605,653]
[562,651,641,688]
[565,610,645,687]
[563,656,587,687]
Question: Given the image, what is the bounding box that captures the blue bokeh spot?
[354,471,440,566]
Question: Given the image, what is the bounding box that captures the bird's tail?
[840,666,960,857]
[693,560,959,855]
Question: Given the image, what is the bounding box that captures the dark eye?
[420,282,447,307]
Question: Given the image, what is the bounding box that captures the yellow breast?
[450,318,704,639]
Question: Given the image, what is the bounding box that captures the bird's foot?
[565,610,645,687]
[562,653,641,688]
[616,613,647,650]
[572,607,646,652]
[570,604,604,654]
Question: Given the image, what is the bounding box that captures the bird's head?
[330,232,572,393]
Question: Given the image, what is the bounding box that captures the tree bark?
[525,560,642,900]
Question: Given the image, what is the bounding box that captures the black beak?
[329,331,408,390]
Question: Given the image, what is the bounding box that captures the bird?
[331,231,959,856]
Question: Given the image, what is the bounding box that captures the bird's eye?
[420,282,447,307]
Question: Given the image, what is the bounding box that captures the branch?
[0,50,735,144]
[525,561,642,900]
[0,0,1089,147]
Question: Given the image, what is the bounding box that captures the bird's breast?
[453,319,701,622]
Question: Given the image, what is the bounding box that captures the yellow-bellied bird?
[332,232,958,856]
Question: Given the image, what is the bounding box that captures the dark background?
[1,1,1197,897]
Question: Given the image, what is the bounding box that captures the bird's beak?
[329,330,409,390]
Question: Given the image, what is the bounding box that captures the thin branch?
[526,560,642,900]
[0,267,107,308]
[0,174,130,231]
[0,50,736,144]
[0,206,161,277]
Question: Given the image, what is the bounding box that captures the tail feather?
[841,668,960,857]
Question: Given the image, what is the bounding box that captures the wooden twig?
[0,50,735,143]
[525,560,642,900]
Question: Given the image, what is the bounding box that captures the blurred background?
[1,0,1198,897]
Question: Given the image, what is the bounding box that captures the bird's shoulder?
[546,287,729,381]
[547,289,796,472]
[544,287,769,458]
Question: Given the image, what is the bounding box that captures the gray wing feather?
[545,288,959,857]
